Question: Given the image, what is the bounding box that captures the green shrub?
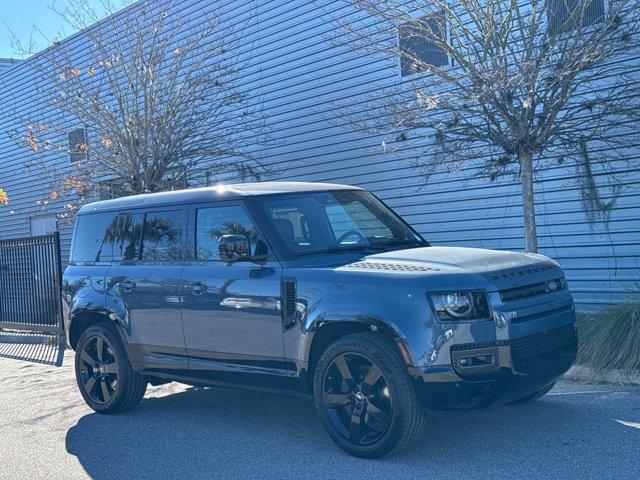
[576,301,640,373]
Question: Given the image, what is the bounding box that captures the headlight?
[428,291,491,321]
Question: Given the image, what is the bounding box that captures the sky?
[0,0,112,58]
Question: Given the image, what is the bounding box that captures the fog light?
[451,346,500,378]
[459,355,494,367]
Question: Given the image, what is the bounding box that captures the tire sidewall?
[313,335,411,458]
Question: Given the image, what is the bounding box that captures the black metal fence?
[0,232,64,334]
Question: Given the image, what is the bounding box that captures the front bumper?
[417,321,578,410]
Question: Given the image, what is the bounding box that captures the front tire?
[75,322,147,414]
[313,332,426,458]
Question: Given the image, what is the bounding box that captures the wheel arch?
[68,309,125,350]
[303,318,415,391]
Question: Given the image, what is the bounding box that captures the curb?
[564,364,640,386]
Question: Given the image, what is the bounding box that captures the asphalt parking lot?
[1,339,639,480]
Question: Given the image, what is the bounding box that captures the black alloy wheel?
[313,332,426,458]
[75,322,147,414]
[322,352,393,446]
[79,335,119,405]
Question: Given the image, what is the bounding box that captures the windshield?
[255,190,427,257]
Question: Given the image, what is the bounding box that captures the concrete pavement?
[1,347,639,480]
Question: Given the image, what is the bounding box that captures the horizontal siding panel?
[1,0,638,308]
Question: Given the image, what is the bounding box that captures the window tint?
[399,16,448,76]
[108,212,144,262]
[196,206,258,261]
[141,210,184,261]
[547,0,604,34]
[72,212,118,263]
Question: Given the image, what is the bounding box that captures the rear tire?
[508,381,556,405]
[313,332,426,458]
[75,322,147,414]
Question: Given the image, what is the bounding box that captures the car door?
[180,201,288,379]
[104,207,188,366]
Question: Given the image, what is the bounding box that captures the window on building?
[141,210,184,261]
[99,179,129,200]
[399,16,449,76]
[164,167,188,191]
[547,0,605,34]
[30,215,57,236]
[68,128,88,164]
[195,205,258,261]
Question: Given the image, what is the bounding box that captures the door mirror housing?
[218,234,268,263]
[218,234,250,263]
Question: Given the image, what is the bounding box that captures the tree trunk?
[519,151,538,253]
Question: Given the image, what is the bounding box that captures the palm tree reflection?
[95,214,180,261]
[197,221,257,260]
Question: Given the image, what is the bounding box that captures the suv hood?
[343,246,563,291]
[364,246,554,274]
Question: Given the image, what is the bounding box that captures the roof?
[78,181,361,214]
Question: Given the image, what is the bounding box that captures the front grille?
[500,278,564,302]
[450,324,577,378]
[343,261,440,272]
[511,324,577,359]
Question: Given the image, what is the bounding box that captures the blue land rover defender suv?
[63,182,577,458]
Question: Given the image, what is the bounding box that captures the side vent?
[281,278,297,330]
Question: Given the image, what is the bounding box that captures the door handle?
[189,282,207,295]
[122,280,136,292]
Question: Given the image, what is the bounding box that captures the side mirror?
[218,234,251,263]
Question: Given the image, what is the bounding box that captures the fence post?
[53,231,66,347]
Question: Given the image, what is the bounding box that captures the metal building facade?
[0,0,638,309]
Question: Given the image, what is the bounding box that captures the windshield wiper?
[372,239,430,249]
[293,245,387,258]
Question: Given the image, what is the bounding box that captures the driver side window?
[195,205,259,261]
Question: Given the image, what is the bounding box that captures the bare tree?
[11,0,268,218]
[331,0,640,252]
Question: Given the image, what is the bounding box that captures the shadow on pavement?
[0,331,65,366]
[65,384,639,480]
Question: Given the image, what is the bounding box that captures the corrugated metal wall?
[0,0,638,308]
[0,59,20,74]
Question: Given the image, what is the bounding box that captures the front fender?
[298,281,453,370]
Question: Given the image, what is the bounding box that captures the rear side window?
[109,212,144,262]
[141,210,184,261]
[195,205,258,261]
[71,212,118,263]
